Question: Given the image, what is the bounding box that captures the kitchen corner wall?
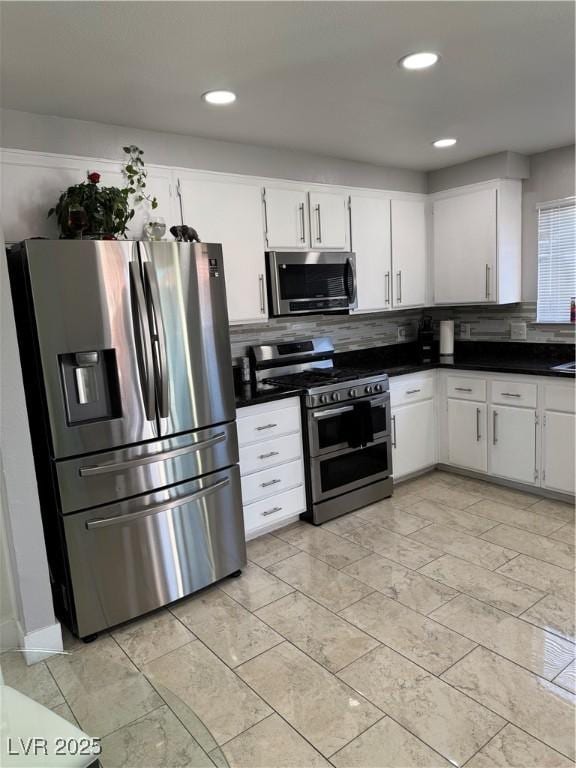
[230,309,421,361]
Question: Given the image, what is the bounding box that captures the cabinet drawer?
[237,403,300,446]
[390,376,434,406]
[545,383,575,413]
[244,485,306,536]
[447,376,486,401]
[239,433,302,476]
[241,459,304,505]
[491,380,537,408]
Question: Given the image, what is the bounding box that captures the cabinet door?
[543,411,576,494]
[391,199,427,308]
[349,195,391,313]
[392,400,435,479]
[1,152,85,242]
[179,176,267,324]
[433,188,496,304]
[489,406,537,485]
[264,187,308,249]
[447,399,487,472]
[309,191,349,250]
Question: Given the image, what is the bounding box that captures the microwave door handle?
[345,258,357,305]
[143,262,169,418]
[129,261,155,421]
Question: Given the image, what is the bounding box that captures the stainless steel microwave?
[266,251,357,316]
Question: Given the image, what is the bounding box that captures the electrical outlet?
[460,322,471,339]
[397,326,409,341]
[510,321,527,340]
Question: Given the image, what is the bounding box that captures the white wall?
[0,108,426,193]
[521,145,576,301]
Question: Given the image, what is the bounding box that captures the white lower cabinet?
[489,405,538,485]
[542,382,575,495]
[392,399,436,479]
[237,397,306,538]
[447,399,488,472]
[390,373,436,480]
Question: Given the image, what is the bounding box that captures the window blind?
[537,197,576,323]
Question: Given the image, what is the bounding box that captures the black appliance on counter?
[249,337,392,524]
[418,315,435,363]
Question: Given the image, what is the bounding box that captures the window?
[537,197,576,323]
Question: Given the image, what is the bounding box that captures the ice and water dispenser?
[59,349,121,425]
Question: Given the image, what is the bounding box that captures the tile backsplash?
[429,302,575,344]
[230,302,574,361]
[230,309,421,361]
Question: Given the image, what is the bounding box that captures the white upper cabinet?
[309,190,349,250]
[178,173,267,324]
[432,180,521,305]
[391,199,427,308]
[263,186,308,249]
[0,149,178,243]
[349,195,391,313]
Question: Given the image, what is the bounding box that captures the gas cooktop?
[265,366,389,406]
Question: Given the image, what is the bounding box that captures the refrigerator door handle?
[143,262,170,418]
[129,261,156,420]
[85,477,230,529]
[79,431,227,477]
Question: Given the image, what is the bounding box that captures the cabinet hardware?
[476,408,482,441]
[485,264,491,299]
[455,387,472,393]
[501,392,521,398]
[385,272,391,305]
[406,388,421,395]
[262,190,269,243]
[493,410,498,444]
[315,205,322,242]
[392,414,397,448]
[261,478,281,488]
[256,423,277,431]
[397,271,402,303]
[258,451,280,460]
[258,274,266,314]
[299,202,306,242]
[262,506,282,517]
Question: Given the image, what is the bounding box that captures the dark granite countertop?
[335,341,575,379]
[235,384,305,409]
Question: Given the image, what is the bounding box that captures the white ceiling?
[1,1,574,171]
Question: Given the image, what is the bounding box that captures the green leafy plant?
[48,145,157,238]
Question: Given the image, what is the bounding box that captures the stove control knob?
[365,385,374,394]
[332,392,340,402]
[348,388,358,398]
[320,394,329,404]
[374,383,383,393]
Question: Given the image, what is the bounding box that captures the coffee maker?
[417,315,435,363]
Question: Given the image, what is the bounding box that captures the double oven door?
[307,393,392,504]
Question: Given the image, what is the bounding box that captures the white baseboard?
[19,621,63,665]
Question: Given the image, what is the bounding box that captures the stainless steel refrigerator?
[8,239,246,639]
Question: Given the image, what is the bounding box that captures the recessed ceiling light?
[202,90,237,105]
[433,138,457,148]
[399,52,439,70]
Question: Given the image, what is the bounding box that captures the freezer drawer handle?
[85,477,230,529]
[79,432,227,476]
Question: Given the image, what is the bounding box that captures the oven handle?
[312,405,355,419]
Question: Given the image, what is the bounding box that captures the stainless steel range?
[250,337,392,524]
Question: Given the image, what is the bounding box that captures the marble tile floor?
[2,469,575,768]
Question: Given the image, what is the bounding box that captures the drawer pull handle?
[406,389,421,395]
[262,506,282,517]
[501,392,521,398]
[258,451,280,460]
[256,423,278,431]
[261,478,281,488]
[455,387,473,393]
